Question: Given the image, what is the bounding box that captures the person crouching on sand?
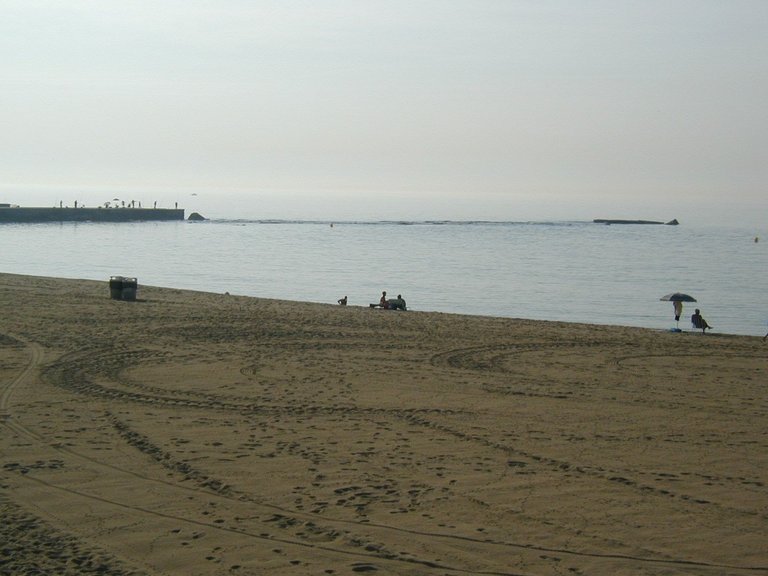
[388,294,407,311]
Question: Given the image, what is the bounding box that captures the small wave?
[202,219,589,227]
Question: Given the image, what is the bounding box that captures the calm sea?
[1,219,766,336]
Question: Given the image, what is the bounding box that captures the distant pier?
[0,206,185,223]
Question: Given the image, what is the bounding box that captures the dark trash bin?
[109,276,124,300]
[121,277,138,301]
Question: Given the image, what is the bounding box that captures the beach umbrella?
[659,293,697,303]
[660,293,697,329]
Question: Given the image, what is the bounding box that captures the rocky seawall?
[0,207,184,223]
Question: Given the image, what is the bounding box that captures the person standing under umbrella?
[673,300,683,322]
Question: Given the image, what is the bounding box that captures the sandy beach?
[0,272,766,575]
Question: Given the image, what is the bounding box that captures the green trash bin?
[121,277,138,301]
[109,276,124,300]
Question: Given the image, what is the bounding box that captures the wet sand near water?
[0,273,766,575]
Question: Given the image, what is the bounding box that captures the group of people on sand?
[673,303,768,340]
[376,291,407,310]
[673,301,712,334]
[341,293,760,336]
[336,291,407,311]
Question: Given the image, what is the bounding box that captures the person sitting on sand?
[691,309,712,333]
[337,296,347,306]
[369,291,387,308]
[388,294,407,311]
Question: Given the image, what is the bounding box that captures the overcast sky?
[2,1,766,223]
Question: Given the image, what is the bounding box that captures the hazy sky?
[2,1,767,223]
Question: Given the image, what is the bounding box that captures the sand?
[0,272,766,576]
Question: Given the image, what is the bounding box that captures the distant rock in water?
[594,218,679,225]
[188,212,207,221]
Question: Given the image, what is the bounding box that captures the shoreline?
[1,271,758,339]
[1,220,764,338]
[1,272,766,575]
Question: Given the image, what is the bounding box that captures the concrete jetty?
[0,206,184,223]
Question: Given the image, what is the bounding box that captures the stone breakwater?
[0,207,184,223]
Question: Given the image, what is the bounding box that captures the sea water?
[1,219,766,336]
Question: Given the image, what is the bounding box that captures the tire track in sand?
[4,334,766,575]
